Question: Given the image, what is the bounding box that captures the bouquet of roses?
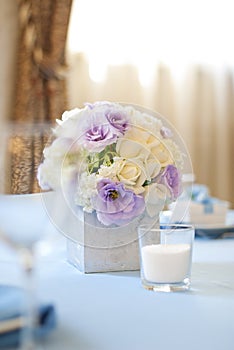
[38,102,184,226]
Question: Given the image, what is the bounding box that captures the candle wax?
[142,244,191,283]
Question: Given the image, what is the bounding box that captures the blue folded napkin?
[0,285,56,348]
[186,184,224,214]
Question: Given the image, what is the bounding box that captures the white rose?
[38,137,85,190]
[43,137,73,158]
[54,107,87,140]
[38,157,77,190]
[144,183,168,217]
[61,107,83,122]
[38,138,72,190]
[37,159,61,190]
[144,156,161,179]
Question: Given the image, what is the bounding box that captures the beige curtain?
[67,54,234,208]
[4,0,73,194]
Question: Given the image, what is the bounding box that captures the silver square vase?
[42,190,159,273]
[66,216,141,273]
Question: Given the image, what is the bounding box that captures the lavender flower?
[91,179,145,226]
[82,113,117,152]
[81,104,129,152]
[105,109,129,135]
[84,122,116,151]
[155,164,182,200]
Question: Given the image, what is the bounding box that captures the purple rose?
[155,165,182,200]
[105,109,129,135]
[81,113,117,152]
[91,179,145,226]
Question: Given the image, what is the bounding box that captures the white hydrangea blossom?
[163,139,184,168]
[75,172,98,212]
[124,105,163,137]
[97,162,120,181]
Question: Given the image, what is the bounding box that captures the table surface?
[0,195,234,350]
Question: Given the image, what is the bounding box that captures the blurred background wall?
[66,0,234,207]
[0,0,234,207]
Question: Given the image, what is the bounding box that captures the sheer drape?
[67,54,234,207]
[65,0,234,207]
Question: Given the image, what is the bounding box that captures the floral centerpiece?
[37,102,184,272]
[38,101,183,225]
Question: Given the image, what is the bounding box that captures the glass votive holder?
[138,224,195,292]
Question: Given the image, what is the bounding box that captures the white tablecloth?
[0,196,234,350]
[1,235,234,350]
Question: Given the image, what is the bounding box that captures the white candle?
[141,244,191,283]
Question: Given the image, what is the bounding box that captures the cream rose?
[116,127,151,160]
[98,158,146,194]
[115,158,146,194]
[98,157,161,194]
[148,142,173,167]
[116,126,173,167]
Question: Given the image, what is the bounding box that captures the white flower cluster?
[74,172,98,212]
